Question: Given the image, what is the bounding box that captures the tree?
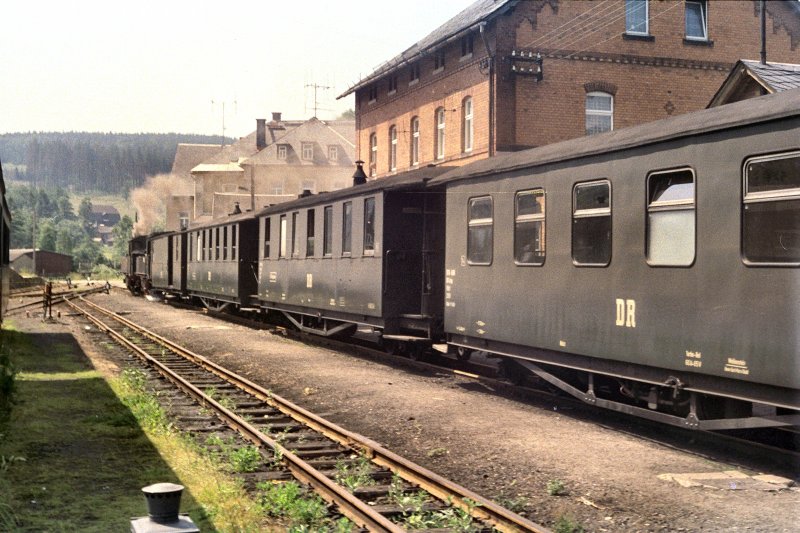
[78,197,93,234]
[37,220,57,251]
[111,215,133,266]
[337,109,355,120]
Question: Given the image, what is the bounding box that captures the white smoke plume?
[131,173,193,236]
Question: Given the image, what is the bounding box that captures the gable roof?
[171,143,223,179]
[241,117,355,167]
[338,0,516,98]
[90,204,119,215]
[708,59,800,107]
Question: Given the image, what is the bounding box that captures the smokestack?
[353,161,368,186]
[256,118,266,150]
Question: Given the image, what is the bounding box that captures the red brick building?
[339,0,800,178]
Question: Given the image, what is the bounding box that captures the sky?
[1,0,472,137]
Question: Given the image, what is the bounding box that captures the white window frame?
[625,0,649,35]
[301,142,313,161]
[436,107,446,161]
[410,117,420,166]
[277,144,287,160]
[585,91,614,136]
[685,0,708,41]
[389,125,397,171]
[369,133,377,176]
[463,97,473,153]
[328,145,338,162]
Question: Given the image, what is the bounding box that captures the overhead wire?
[524,1,628,51]
[520,0,617,50]
[545,2,635,57]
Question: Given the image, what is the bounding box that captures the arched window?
[410,117,420,166]
[585,92,613,135]
[389,125,397,171]
[462,97,473,153]
[369,133,377,176]
[435,107,446,161]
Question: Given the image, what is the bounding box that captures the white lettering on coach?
[615,298,636,328]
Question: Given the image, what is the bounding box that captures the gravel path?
[48,290,800,532]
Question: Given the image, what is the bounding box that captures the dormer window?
[328,145,338,162]
[301,142,313,161]
[277,144,287,160]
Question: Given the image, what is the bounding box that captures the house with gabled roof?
[708,59,800,106]
[338,0,800,179]
[186,113,355,223]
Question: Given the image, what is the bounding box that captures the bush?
[0,342,17,425]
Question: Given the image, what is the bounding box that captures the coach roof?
[431,88,800,186]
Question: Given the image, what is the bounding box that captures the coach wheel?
[408,344,427,362]
[383,339,400,356]
[456,346,474,362]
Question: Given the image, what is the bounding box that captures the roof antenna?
[760,0,767,65]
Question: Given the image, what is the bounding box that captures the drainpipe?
[479,22,495,157]
[760,0,767,65]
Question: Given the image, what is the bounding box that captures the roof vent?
[353,160,368,186]
[230,202,242,215]
[298,189,314,198]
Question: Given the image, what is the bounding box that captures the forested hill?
[0,132,230,194]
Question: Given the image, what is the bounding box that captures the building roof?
[241,117,355,166]
[171,143,223,179]
[338,0,516,98]
[10,249,72,261]
[708,59,800,107]
[90,204,119,215]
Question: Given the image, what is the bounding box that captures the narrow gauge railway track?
[66,296,549,533]
[161,298,800,478]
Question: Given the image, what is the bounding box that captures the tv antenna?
[304,83,331,118]
[211,99,237,146]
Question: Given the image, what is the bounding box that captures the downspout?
[479,22,495,157]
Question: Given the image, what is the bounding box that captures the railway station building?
[339,0,800,178]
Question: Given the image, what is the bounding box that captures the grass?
[547,479,568,496]
[256,480,352,532]
[0,322,269,531]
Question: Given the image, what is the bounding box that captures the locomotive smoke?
[131,173,193,235]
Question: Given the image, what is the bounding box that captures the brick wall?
[352,0,800,173]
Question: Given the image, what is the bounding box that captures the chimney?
[271,112,282,122]
[231,202,242,215]
[256,119,266,150]
[353,161,368,186]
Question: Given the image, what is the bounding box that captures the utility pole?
[304,83,331,118]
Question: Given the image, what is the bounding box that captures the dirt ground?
[23,289,800,532]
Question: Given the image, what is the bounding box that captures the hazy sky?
[1,0,471,137]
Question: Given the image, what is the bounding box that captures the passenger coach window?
[342,202,352,255]
[323,206,333,256]
[215,227,220,260]
[514,189,545,265]
[572,180,611,266]
[743,151,800,265]
[364,197,375,253]
[223,226,228,260]
[467,196,493,265]
[291,212,300,257]
[306,210,315,257]
[279,215,287,258]
[231,225,237,261]
[647,169,695,266]
[263,218,271,258]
